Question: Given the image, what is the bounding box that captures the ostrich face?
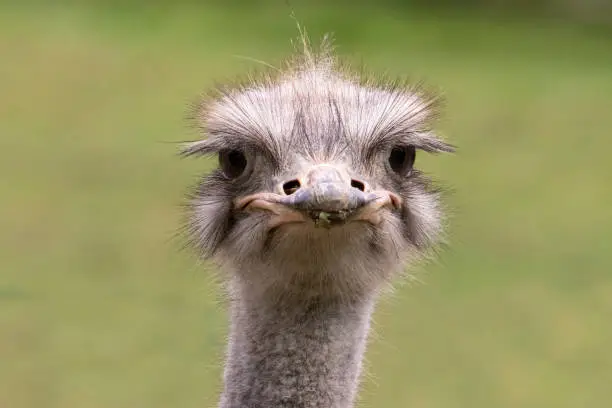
[184,55,453,296]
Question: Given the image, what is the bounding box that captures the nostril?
[283,179,301,195]
[350,179,366,192]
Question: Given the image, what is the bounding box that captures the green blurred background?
[1,1,611,407]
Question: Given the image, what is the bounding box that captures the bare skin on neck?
[182,34,453,408]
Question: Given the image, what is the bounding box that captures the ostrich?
[182,33,454,408]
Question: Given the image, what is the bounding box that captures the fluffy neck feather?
[219,275,376,408]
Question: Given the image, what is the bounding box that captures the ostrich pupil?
[389,145,415,175]
[220,150,247,179]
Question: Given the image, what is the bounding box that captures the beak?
[235,164,402,228]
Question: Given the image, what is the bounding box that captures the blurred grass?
[1,2,611,407]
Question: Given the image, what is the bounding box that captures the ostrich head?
[183,37,453,304]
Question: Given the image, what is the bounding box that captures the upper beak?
[283,165,369,212]
[235,164,401,228]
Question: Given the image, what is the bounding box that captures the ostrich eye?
[388,145,416,175]
[219,149,248,179]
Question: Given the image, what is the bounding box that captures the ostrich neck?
[219,276,376,408]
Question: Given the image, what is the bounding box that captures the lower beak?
[235,190,401,229]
